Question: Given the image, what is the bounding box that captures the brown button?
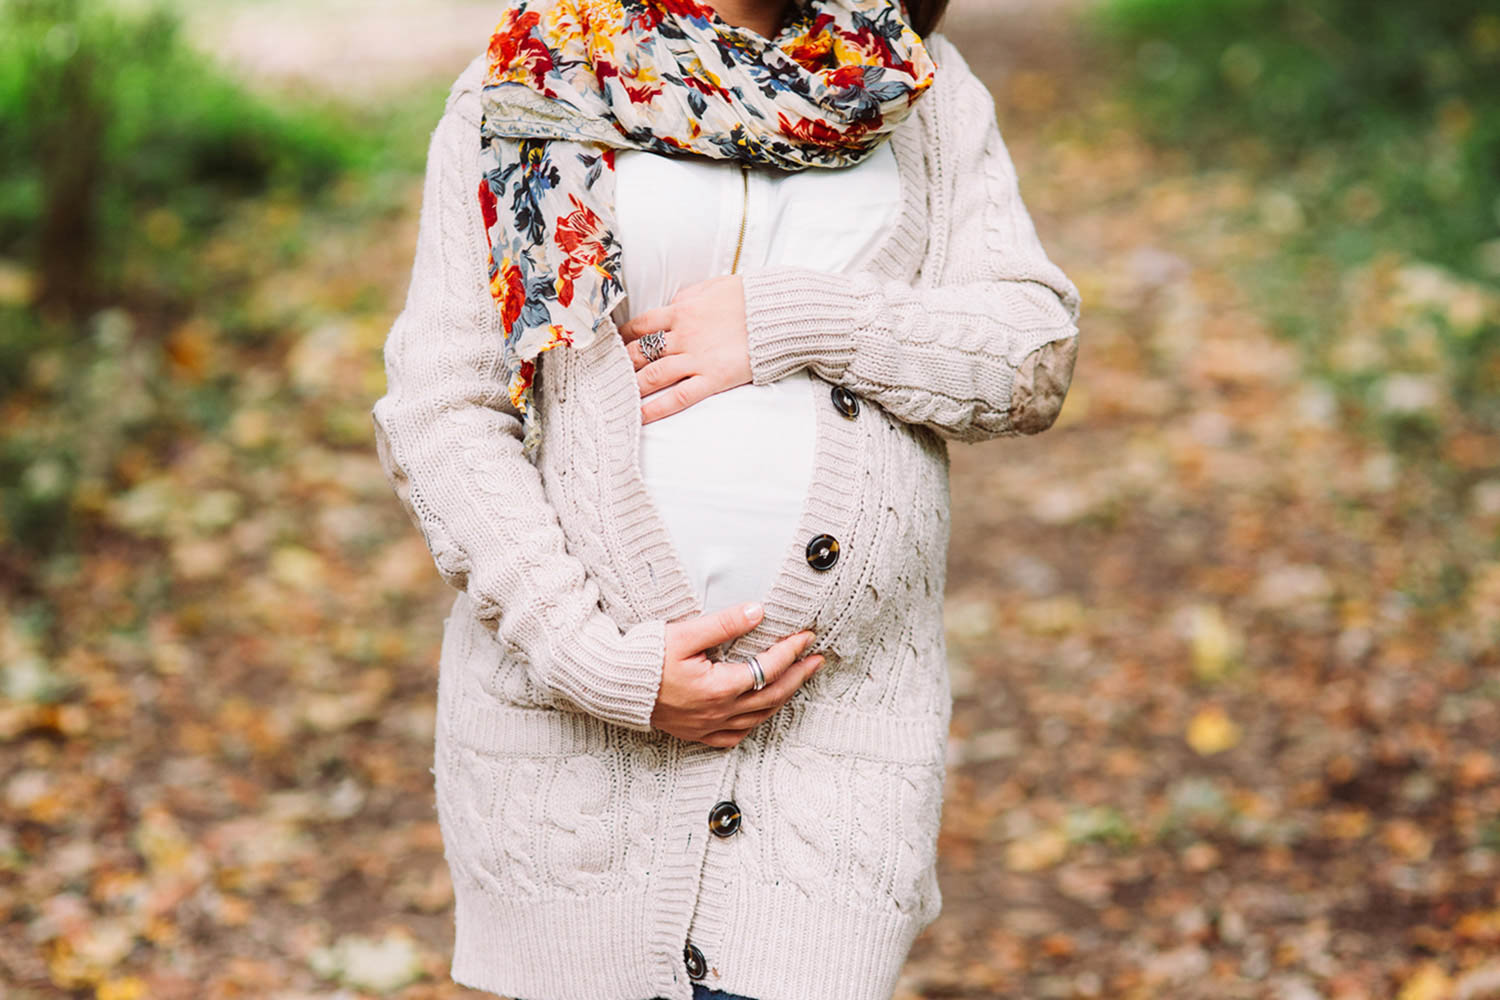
[708,800,741,837]
[830,384,860,419]
[806,534,839,571]
[684,942,707,980]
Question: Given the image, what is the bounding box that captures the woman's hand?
[651,602,824,748]
[617,274,752,424]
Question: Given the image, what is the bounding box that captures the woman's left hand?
[617,274,751,423]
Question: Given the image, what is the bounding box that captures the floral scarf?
[478,0,936,455]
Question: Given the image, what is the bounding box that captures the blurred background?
[1,0,1497,997]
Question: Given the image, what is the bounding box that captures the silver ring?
[640,329,667,362]
[745,655,766,692]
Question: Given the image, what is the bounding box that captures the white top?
[613,141,902,612]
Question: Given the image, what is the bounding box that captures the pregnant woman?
[370,0,1082,997]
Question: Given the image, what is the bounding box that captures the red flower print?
[834,23,891,64]
[554,194,614,308]
[680,72,733,102]
[478,178,498,239]
[622,76,664,104]
[652,0,715,21]
[627,3,664,32]
[826,64,868,91]
[486,9,556,91]
[777,111,871,150]
[593,55,620,88]
[555,194,610,268]
[509,359,536,410]
[556,258,581,308]
[489,256,526,334]
[783,20,835,71]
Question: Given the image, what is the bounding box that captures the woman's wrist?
[532,614,667,732]
[740,265,865,385]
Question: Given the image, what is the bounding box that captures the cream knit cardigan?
[371,32,1081,1000]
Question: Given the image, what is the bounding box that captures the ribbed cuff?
[741,265,868,385]
[545,615,666,732]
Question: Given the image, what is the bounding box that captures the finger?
[618,305,674,343]
[640,375,713,424]
[720,629,816,701]
[699,728,748,749]
[673,603,765,658]
[735,653,823,713]
[637,354,695,397]
[720,702,780,730]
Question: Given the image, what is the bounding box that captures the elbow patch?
[1008,335,1078,434]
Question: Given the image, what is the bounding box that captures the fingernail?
[810,656,825,670]
[744,603,763,623]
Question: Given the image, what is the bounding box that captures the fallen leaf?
[1397,962,1452,1000]
[1186,706,1242,755]
[1006,829,1069,872]
[1188,603,1243,682]
[308,930,427,993]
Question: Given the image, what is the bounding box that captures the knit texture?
[370,32,1081,1000]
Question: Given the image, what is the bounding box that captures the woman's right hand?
[650,602,823,748]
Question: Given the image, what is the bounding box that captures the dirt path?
[181,0,501,97]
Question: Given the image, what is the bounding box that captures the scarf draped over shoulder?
[477,0,936,454]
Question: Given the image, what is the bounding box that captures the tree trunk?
[35,38,102,317]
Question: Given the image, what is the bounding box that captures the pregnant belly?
[637,373,818,610]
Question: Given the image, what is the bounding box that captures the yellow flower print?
[679,53,724,93]
[832,34,884,66]
[580,0,625,25]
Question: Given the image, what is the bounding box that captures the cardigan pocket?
[752,706,947,921]
[436,677,669,899]
[434,614,666,899]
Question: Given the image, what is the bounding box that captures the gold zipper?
[729,162,749,274]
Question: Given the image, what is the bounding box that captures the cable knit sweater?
[370,32,1081,1000]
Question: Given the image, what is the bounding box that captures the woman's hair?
[905,0,949,37]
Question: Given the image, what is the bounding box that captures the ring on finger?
[744,655,766,692]
[640,329,667,363]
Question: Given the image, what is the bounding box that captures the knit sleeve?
[370,88,666,732]
[737,36,1081,444]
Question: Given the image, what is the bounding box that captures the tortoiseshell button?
[684,942,707,980]
[708,800,741,838]
[830,384,860,419]
[806,534,840,571]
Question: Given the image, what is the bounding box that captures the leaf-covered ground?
[3,2,1498,998]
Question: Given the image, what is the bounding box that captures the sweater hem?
[717,882,932,1000]
[450,887,675,1000]
[447,879,933,1000]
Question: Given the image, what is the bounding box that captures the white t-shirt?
[611,140,901,612]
